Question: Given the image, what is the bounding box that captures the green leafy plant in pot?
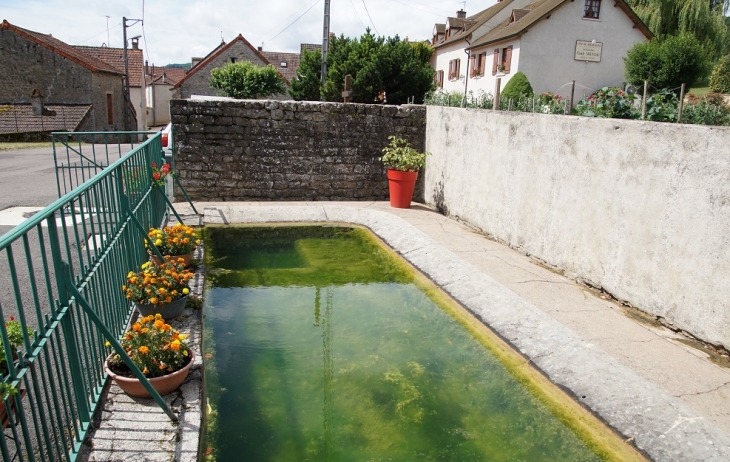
[380,136,430,208]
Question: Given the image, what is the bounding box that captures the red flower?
[151,162,157,168]
[161,163,171,174]
[153,172,161,181]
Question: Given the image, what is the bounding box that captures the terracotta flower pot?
[135,295,189,320]
[105,350,194,398]
[387,169,419,208]
[150,253,194,268]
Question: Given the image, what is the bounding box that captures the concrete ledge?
[204,204,730,462]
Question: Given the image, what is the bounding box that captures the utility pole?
[122,17,142,132]
[321,0,331,85]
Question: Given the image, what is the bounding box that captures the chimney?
[457,9,466,18]
[145,60,149,75]
[131,36,140,50]
[191,57,202,68]
[257,46,262,51]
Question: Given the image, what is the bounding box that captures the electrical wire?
[349,0,369,31]
[401,0,454,15]
[361,0,379,35]
[263,0,321,38]
[141,0,151,65]
[268,0,322,41]
[75,23,121,45]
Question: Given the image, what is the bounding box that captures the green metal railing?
[0,132,177,461]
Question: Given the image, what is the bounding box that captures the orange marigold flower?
[171,340,181,351]
[142,367,149,375]
[154,319,164,329]
[132,323,141,332]
[138,346,150,354]
[141,328,149,334]
[162,324,172,331]
[150,297,159,305]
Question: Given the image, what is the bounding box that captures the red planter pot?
[387,169,419,209]
[105,350,194,398]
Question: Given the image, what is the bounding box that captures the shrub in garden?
[500,72,534,101]
[709,55,730,93]
[575,87,637,119]
[644,89,679,122]
[624,34,710,90]
[210,61,287,99]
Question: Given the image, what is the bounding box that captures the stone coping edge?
[203,204,730,462]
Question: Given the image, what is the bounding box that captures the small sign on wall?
[574,40,602,62]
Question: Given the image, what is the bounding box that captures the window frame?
[583,0,601,19]
[106,93,114,126]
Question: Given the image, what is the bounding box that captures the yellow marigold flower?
[178,334,187,340]
[159,288,166,294]
[182,288,190,295]
[141,262,151,269]
[171,340,181,351]
[173,237,180,244]
[105,341,111,347]
[155,239,162,246]
[195,239,201,245]
[187,229,194,235]
[121,285,127,291]
[183,350,188,357]
[177,257,185,264]
[150,297,158,305]
[132,323,141,332]
[155,313,162,319]
[141,328,149,334]
[138,346,149,354]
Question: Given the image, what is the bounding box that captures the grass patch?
[0,142,52,151]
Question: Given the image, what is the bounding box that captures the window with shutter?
[480,52,487,76]
[469,54,476,78]
[503,46,513,74]
[492,49,499,75]
[106,93,114,125]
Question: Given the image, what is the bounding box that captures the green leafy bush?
[575,87,637,119]
[710,55,730,93]
[500,72,533,101]
[624,34,710,90]
[645,89,679,122]
[380,136,429,172]
[210,61,287,99]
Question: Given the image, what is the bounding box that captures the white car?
[160,122,173,163]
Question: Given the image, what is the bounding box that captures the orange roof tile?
[75,46,144,87]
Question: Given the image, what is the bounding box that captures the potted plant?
[104,314,193,398]
[1,317,33,427]
[146,224,200,267]
[380,135,430,208]
[123,259,194,319]
[150,161,173,187]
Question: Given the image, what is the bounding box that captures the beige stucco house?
[431,0,652,99]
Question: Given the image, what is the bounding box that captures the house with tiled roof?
[0,20,135,139]
[145,66,188,126]
[76,44,147,131]
[260,49,301,83]
[172,34,290,99]
[431,0,651,99]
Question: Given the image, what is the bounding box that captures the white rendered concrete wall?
[424,106,730,349]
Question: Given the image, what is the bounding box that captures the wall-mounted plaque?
[575,40,602,62]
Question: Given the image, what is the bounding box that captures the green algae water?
[202,226,604,462]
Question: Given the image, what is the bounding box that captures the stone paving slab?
[199,202,730,462]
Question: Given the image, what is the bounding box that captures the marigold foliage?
[147,224,200,256]
[380,136,430,172]
[123,259,193,306]
[108,314,190,378]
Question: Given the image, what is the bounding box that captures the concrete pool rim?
[202,204,730,462]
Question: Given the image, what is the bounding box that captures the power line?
[349,0,368,31]
[389,0,445,17]
[75,23,121,45]
[141,0,150,65]
[402,0,455,15]
[263,0,320,38]
[361,0,379,35]
[268,0,322,41]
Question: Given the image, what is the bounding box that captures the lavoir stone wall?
[170,99,426,201]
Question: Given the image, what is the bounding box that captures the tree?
[317,30,435,105]
[624,33,710,89]
[710,55,730,92]
[290,48,322,101]
[625,0,730,57]
[501,72,534,101]
[209,61,287,99]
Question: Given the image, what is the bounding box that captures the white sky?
[1,0,498,66]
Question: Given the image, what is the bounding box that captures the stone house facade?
[431,0,651,99]
[172,35,290,99]
[0,20,134,137]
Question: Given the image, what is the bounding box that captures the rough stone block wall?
[0,29,93,104]
[170,100,426,201]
